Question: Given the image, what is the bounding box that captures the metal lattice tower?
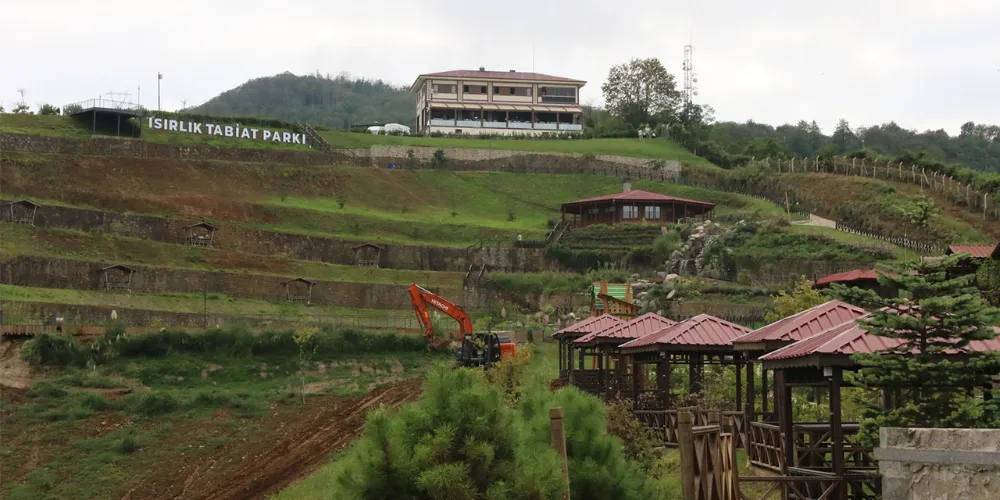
[682,45,697,108]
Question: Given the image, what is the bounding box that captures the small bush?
[22,333,88,367]
[128,392,180,417]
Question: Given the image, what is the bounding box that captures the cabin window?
[622,205,640,219]
[644,206,661,219]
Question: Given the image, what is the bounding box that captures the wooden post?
[830,368,845,500]
[550,407,571,500]
[678,411,696,500]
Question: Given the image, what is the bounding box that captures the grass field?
[0,328,445,499]
[0,224,465,288]
[0,114,707,162]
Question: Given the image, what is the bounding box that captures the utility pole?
[682,45,697,118]
[157,72,163,111]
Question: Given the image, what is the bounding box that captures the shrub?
[332,365,566,499]
[22,333,88,367]
[127,392,180,417]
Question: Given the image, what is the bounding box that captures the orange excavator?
[408,283,516,368]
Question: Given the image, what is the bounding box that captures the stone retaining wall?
[876,427,1000,500]
[0,255,483,310]
[3,203,553,272]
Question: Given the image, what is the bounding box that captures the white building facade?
[410,68,585,136]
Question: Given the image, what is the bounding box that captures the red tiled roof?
[760,318,1000,361]
[561,189,716,208]
[620,314,752,350]
[412,69,585,88]
[574,312,676,344]
[732,300,868,347]
[814,269,880,286]
[553,314,623,338]
[947,245,996,259]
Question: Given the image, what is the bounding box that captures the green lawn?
[785,225,921,261]
[319,130,713,165]
[0,225,465,288]
[0,284,418,320]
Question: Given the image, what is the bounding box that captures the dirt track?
[121,378,423,500]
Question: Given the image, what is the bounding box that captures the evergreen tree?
[851,254,1000,447]
[333,365,565,500]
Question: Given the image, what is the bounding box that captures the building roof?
[574,312,676,345]
[732,300,868,350]
[759,317,1000,364]
[620,314,752,351]
[947,245,996,259]
[561,189,716,208]
[553,314,623,339]
[411,69,585,91]
[593,283,630,301]
[814,269,881,286]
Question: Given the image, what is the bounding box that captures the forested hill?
[188,72,413,129]
[708,119,1000,173]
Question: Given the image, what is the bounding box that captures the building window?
[433,84,455,94]
[463,85,469,93]
[540,86,576,104]
[622,205,639,219]
[644,206,661,219]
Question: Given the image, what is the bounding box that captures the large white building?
[410,67,585,136]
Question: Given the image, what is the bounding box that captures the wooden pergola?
[553,314,623,386]
[571,312,676,398]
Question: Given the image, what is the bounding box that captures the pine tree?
[851,253,1000,447]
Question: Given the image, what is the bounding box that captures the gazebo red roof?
[561,189,716,208]
[732,300,867,350]
[619,314,752,351]
[760,318,1000,364]
[553,314,623,338]
[574,312,676,345]
[814,269,880,286]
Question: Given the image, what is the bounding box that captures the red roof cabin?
[560,181,716,227]
[813,268,898,298]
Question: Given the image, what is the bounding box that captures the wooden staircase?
[296,121,333,152]
[546,221,576,244]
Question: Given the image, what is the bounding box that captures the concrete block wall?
[875,427,1000,500]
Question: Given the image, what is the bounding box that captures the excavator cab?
[455,333,504,367]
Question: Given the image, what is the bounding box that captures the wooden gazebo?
[553,314,623,385]
[184,222,217,247]
[281,278,316,304]
[3,200,39,225]
[756,317,1000,498]
[731,300,867,431]
[618,314,752,446]
[571,312,676,397]
[352,243,384,268]
[101,265,135,292]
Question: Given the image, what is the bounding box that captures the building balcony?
[426,120,582,132]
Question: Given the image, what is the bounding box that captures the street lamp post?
[157,72,162,111]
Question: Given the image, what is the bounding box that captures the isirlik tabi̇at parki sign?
[146,117,308,145]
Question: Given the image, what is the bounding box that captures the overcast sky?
[2,0,997,135]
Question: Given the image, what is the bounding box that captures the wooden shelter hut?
[560,189,716,227]
[813,269,899,298]
[352,243,384,268]
[590,281,639,319]
[101,265,135,292]
[184,222,217,247]
[281,278,316,304]
[552,314,623,385]
[571,312,676,397]
[3,200,39,225]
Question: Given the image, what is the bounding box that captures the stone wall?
[4,203,553,273]
[875,427,1000,500]
[0,255,492,310]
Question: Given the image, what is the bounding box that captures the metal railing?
[62,98,142,112]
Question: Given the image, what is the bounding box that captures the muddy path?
[122,377,423,500]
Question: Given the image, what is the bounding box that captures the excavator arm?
[408,283,473,341]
